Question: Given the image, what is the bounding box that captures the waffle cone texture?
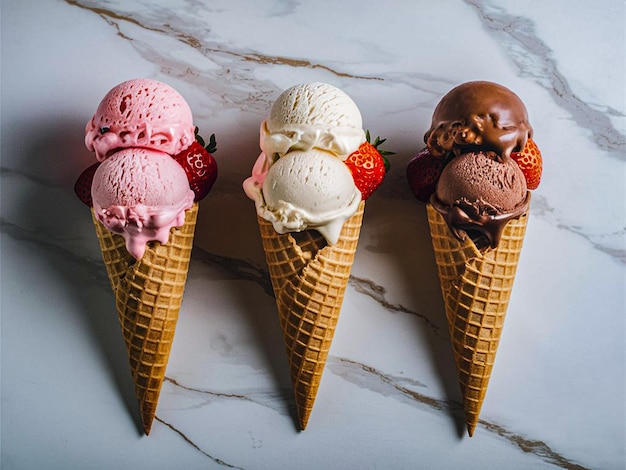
[258,201,365,430]
[91,203,198,435]
[426,204,528,437]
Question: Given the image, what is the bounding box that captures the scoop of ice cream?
[85,78,196,161]
[261,82,365,160]
[432,151,529,248]
[436,151,527,212]
[424,81,532,160]
[256,149,361,244]
[91,148,195,259]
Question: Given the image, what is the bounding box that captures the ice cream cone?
[426,203,528,437]
[91,203,198,435]
[257,201,365,430]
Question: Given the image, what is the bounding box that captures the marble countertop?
[2,1,624,469]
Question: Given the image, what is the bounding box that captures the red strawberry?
[344,132,392,200]
[511,137,542,190]
[172,133,218,201]
[74,162,101,207]
[406,147,447,203]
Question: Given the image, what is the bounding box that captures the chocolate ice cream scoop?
[424,81,532,160]
[431,151,530,249]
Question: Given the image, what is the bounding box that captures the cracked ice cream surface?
[91,148,195,259]
[251,149,361,245]
[85,78,196,161]
[260,82,365,161]
[244,82,365,244]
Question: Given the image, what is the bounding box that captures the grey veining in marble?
[468,0,625,156]
[1,1,624,469]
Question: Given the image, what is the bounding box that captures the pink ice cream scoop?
[85,78,196,161]
[91,147,195,259]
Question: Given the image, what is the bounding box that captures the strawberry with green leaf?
[172,128,218,201]
[344,131,393,200]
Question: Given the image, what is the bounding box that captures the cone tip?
[296,406,311,431]
[142,415,154,435]
[467,423,475,437]
[298,415,309,431]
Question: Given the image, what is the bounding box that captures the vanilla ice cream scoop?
[91,147,195,259]
[257,149,361,244]
[244,82,365,243]
[85,78,196,161]
[261,82,365,161]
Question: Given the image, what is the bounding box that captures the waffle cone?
[257,201,365,430]
[91,203,198,435]
[426,204,528,437]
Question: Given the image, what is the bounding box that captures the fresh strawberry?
[344,132,392,200]
[406,147,448,202]
[74,162,101,207]
[172,132,218,201]
[511,137,542,190]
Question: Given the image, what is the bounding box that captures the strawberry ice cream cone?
[426,204,528,436]
[257,201,364,430]
[77,79,218,435]
[91,203,198,435]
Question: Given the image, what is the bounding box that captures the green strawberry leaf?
[194,126,217,153]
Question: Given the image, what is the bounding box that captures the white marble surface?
[1,0,624,468]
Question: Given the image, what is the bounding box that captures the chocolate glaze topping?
[424,81,532,160]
